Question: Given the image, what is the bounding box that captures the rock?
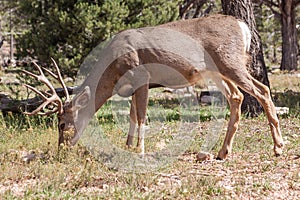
[0,76,20,85]
[271,68,281,74]
[275,107,289,115]
[196,151,214,162]
[64,77,74,83]
[200,95,220,104]
[22,152,37,163]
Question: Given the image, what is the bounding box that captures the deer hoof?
[216,149,229,160]
[126,136,134,147]
[274,145,283,157]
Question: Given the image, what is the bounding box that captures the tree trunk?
[221,0,270,116]
[280,0,299,71]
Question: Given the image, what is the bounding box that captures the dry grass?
[269,72,300,93]
[0,117,299,199]
[0,72,299,199]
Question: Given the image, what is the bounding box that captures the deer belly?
[147,63,202,89]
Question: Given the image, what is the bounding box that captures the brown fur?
[54,14,283,159]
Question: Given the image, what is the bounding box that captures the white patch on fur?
[141,124,145,153]
[128,119,136,137]
[238,21,251,53]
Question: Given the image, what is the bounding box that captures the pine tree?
[16,0,180,76]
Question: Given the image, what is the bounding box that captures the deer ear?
[73,86,91,111]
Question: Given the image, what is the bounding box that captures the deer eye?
[59,123,65,130]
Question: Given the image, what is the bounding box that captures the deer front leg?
[126,95,137,147]
[134,84,149,155]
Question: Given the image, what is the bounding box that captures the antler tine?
[23,83,48,100]
[42,67,58,79]
[51,58,70,102]
[23,61,57,94]
[22,60,64,115]
[23,100,60,116]
[32,61,45,76]
[22,69,38,79]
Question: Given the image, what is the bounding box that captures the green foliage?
[166,107,181,121]
[0,1,21,33]
[273,89,300,117]
[16,0,181,77]
[254,4,282,68]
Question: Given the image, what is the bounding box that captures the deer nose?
[59,123,65,130]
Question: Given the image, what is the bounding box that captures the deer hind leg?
[212,77,244,160]
[236,77,284,156]
[126,95,137,147]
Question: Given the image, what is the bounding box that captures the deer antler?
[22,59,69,115]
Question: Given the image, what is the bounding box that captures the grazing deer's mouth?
[59,128,76,146]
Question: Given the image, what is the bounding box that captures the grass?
[269,72,300,116]
[0,72,299,199]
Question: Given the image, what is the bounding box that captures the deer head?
[23,59,91,146]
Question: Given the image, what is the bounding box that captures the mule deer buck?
[23,14,283,160]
